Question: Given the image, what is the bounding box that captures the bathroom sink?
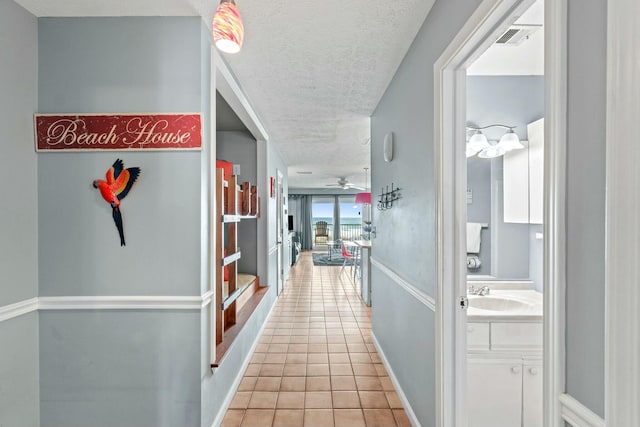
[468,296,531,312]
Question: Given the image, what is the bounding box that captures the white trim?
[0,298,38,322]
[214,51,269,142]
[371,333,422,427]
[0,294,214,320]
[38,295,211,310]
[559,394,605,427]
[268,244,278,256]
[543,1,568,426]
[201,290,214,308]
[605,0,640,425]
[211,289,277,427]
[433,0,566,426]
[370,257,436,311]
[207,44,218,368]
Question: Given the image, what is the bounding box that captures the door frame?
[276,169,285,295]
[605,0,640,425]
[433,0,568,425]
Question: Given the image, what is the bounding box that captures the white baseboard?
[211,287,277,427]
[372,332,421,427]
[559,393,605,427]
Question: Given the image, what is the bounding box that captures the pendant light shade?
[498,128,524,151]
[477,142,506,159]
[213,0,244,54]
[355,167,371,205]
[355,192,372,204]
[468,130,489,152]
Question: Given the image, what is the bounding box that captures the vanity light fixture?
[212,0,244,54]
[466,124,523,158]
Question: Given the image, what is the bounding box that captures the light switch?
[232,164,241,176]
[467,188,473,204]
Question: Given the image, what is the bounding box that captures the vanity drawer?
[491,323,543,351]
[467,322,490,350]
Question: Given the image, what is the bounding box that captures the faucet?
[469,285,490,296]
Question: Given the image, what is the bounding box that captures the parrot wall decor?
[92,159,141,246]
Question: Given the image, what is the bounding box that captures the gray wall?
[467,76,544,284]
[40,311,201,427]
[371,0,483,425]
[466,156,492,274]
[0,0,40,425]
[217,131,258,274]
[565,0,606,417]
[37,17,207,426]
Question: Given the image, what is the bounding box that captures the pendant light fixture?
[355,167,372,225]
[355,167,371,205]
[212,0,244,54]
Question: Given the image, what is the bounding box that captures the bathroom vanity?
[466,284,543,427]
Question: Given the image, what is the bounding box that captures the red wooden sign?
[34,113,202,151]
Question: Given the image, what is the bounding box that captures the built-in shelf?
[222,251,242,266]
[213,167,265,367]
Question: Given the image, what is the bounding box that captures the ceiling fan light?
[498,129,524,151]
[213,0,244,54]
[468,131,489,151]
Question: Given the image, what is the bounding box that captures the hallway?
[221,252,410,427]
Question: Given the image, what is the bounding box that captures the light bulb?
[478,143,506,159]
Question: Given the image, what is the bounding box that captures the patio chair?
[315,221,329,245]
[341,241,359,279]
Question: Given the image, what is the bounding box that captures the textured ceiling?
[15,0,436,189]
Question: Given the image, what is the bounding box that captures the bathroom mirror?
[465,76,544,291]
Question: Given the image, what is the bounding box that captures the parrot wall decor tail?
[92,158,141,246]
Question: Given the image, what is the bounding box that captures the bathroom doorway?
[434,0,567,426]
[465,1,544,425]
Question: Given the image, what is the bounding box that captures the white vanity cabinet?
[467,321,542,427]
[522,360,543,427]
[468,357,523,427]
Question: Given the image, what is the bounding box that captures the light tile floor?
[221,252,411,427]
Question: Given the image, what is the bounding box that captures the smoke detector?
[495,25,541,46]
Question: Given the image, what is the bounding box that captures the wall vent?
[495,25,541,46]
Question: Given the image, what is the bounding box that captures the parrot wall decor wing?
[92,158,141,246]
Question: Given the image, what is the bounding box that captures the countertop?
[354,240,372,248]
[467,289,543,322]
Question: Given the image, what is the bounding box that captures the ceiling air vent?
[495,25,541,46]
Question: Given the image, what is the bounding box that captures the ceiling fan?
[325,177,365,190]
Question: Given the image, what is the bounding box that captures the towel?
[467,222,483,254]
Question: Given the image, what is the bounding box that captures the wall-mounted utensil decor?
[377,183,401,210]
